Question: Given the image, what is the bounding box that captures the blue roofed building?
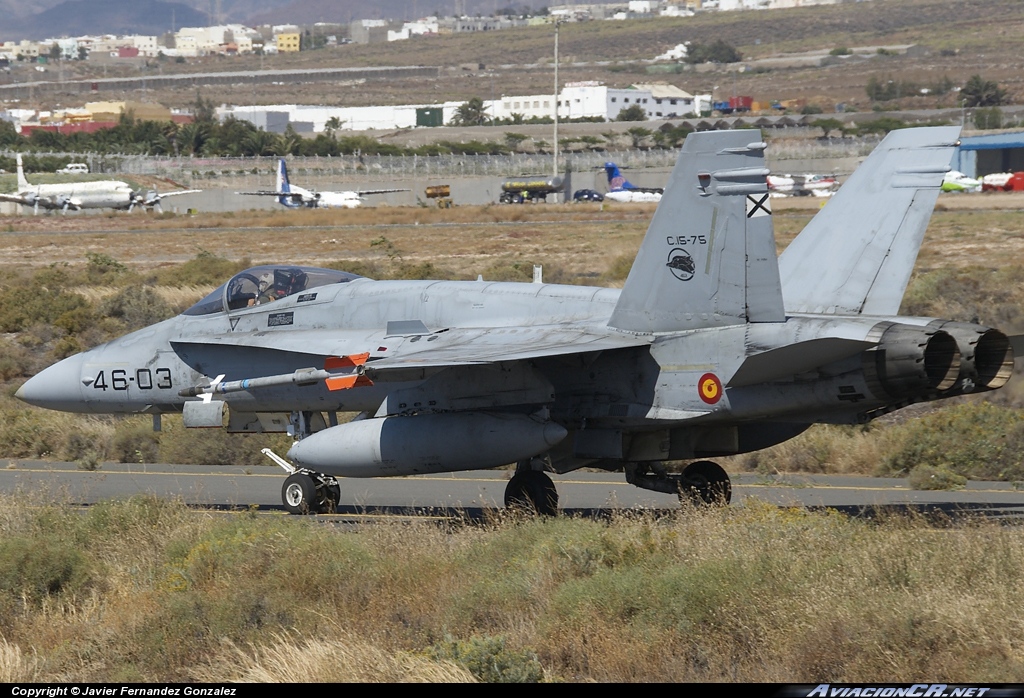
[951,131,1024,178]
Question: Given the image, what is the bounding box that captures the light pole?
[553,19,561,180]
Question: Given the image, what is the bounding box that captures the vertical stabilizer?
[604,162,633,191]
[16,154,30,191]
[276,158,297,208]
[778,126,961,316]
[276,158,290,192]
[609,130,784,333]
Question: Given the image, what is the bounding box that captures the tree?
[685,40,741,64]
[450,97,489,126]
[974,107,1003,130]
[192,92,217,124]
[504,132,528,150]
[615,104,647,122]
[625,126,653,148]
[961,75,1008,107]
[49,43,62,61]
[811,118,844,139]
[324,116,343,136]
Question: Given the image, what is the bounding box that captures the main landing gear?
[504,459,558,516]
[626,460,732,506]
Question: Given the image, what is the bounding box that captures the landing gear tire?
[282,473,317,514]
[504,470,558,516]
[680,460,732,506]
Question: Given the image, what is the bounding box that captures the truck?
[712,96,753,115]
[499,176,563,204]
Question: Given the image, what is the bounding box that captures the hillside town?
[0,1,846,59]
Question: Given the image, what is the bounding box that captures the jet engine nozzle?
[928,321,1014,394]
[863,324,960,400]
[287,412,568,477]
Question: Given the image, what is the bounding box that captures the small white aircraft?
[0,154,200,214]
[766,173,837,198]
[941,170,981,193]
[237,159,408,209]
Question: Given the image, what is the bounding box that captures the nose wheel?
[281,472,340,515]
[265,449,340,515]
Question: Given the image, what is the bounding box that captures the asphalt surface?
[3,460,1024,523]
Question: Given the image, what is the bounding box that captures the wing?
[236,190,305,203]
[157,189,202,199]
[354,188,410,196]
[0,194,29,205]
[172,324,652,377]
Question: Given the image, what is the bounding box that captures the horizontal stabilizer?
[779,126,961,316]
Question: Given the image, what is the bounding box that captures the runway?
[4,460,1024,523]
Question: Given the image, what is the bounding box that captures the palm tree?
[961,75,1008,107]
[324,116,343,136]
[450,97,489,126]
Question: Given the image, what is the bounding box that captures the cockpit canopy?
[183,265,363,316]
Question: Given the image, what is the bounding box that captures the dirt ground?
[1,192,1021,280]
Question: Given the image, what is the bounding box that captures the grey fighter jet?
[16,127,1014,515]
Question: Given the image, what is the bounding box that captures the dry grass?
[2,497,1024,681]
[4,196,1024,281]
[195,633,477,683]
[0,637,41,682]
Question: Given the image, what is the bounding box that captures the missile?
[287,412,568,477]
[178,353,372,398]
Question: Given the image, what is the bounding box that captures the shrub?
[429,634,544,683]
[99,286,175,333]
[908,465,967,490]
[880,402,1024,481]
[0,537,93,606]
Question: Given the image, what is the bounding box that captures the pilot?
[255,268,308,305]
[255,272,275,305]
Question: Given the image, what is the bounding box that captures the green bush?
[99,286,175,333]
[908,464,968,490]
[0,537,93,606]
[881,402,1024,481]
[429,634,544,683]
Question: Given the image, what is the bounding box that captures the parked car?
[57,163,89,175]
[573,189,604,202]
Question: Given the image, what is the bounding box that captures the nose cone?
[15,353,86,412]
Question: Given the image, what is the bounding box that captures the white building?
[389,19,440,41]
[126,35,160,57]
[627,1,655,12]
[490,94,556,121]
[558,81,609,119]
[218,81,709,134]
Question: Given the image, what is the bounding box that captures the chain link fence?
[2,136,884,188]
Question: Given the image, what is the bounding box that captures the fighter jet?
[236,158,408,209]
[601,162,663,203]
[0,154,200,214]
[16,126,1014,516]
